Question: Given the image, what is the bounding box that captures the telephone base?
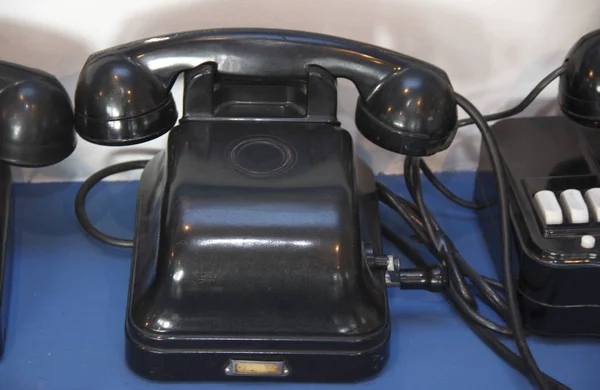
[125,120,390,381]
[475,116,600,337]
[125,332,389,382]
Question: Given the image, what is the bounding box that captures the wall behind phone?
[3,0,599,182]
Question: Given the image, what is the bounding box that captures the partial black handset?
[73,28,560,388]
[476,30,600,337]
[0,61,76,357]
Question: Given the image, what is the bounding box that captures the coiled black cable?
[419,159,495,209]
[397,65,566,388]
[75,160,148,248]
[457,64,565,127]
[460,92,546,389]
[420,65,565,211]
[381,225,568,390]
[375,91,562,389]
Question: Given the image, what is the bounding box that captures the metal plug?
[368,253,446,293]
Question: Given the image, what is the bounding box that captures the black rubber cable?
[381,225,569,390]
[405,158,510,317]
[454,92,549,390]
[378,180,508,317]
[382,93,554,387]
[396,158,514,333]
[420,65,565,211]
[457,65,565,127]
[419,159,496,209]
[382,152,567,385]
[404,157,479,310]
[74,160,149,249]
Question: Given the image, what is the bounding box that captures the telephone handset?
[75,28,458,156]
[0,61,75,357]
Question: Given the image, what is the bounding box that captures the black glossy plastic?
[355,67,457,156]
[476,116,600,337]
[559,29,600,127]
[0,62,74,359]
[0,163,11,357]
[182,64,339,124]
[0,61,75,167]
[74,28,457,156]
[127,119,389,381]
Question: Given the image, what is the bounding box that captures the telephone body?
[74,29,458,381]
[0,61,76,357]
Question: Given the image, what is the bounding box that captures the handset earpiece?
[355,67,458,156]
[0,61,75,167]
[559,29,600,127]
[74,28,457,156]
[74,55,178,145]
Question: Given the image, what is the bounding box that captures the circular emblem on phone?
[227,136,297,177]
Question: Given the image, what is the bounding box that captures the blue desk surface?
[1,173,598,390]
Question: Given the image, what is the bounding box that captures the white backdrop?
[2,0,599,182]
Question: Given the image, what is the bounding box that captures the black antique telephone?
[0,61,75,357]
[73,29,458,382]
[71,28,600,389]
[475,30,600,337]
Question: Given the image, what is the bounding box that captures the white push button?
[560,189,589,224]
[533,190,563,225]
[585,188,600,222]
[582,235,596,249]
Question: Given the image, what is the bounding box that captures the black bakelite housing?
[124,64,390,382]
[127,121,390,381]
[72,28,462,381]
[476,117,600,337]
[0,61,75,167]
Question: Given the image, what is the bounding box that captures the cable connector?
[367,253,446,292]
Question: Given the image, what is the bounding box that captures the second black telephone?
[71,28,600,389]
